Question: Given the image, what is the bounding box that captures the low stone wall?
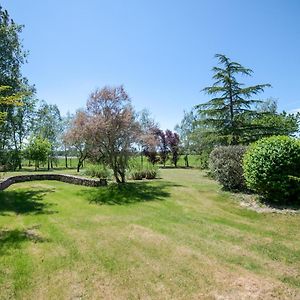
[0,174,107,190]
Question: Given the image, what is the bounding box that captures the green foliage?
[23,137,51,170]
[84,164,112,180]
[197,151,210,170]
[243,136,300,203]
[175,110,197,167]
[34,101,63,148]
[0,86,25,125]
[209,145,248,191]
[250,111,300,140]
[0,6,35,171]
[0,6,28,88]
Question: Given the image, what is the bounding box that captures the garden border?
[0,174,107,190]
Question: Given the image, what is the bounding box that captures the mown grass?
[0,169,299,299]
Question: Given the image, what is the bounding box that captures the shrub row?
[209,136,300,205]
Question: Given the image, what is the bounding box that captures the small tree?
[24,137,51,170]
[166,130,180,167]
[60,112,73,168]
[137,109,159,167]
[64,110,90,172]
[143,148,160,165]
[33,101,63,170]
[175,110,197,167]
[156,129,169,167]
[85,85,139,183]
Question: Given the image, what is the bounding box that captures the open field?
[14,154,205,173]
[0,168,299,299]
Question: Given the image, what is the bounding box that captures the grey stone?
[0,174,107,190]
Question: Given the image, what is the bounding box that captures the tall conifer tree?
[197,54,271,144]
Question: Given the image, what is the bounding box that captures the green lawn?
[0,169,299,299]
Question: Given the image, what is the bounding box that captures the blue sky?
[2,0,300,129]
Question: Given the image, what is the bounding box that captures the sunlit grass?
[0,169,299,299]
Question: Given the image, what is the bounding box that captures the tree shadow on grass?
[0,226,49,255]
[0,188,57,215]
[81,181,179,205]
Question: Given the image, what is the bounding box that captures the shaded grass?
[83,181,177,205]
[0,169,299,299]
[0,227,48,255]
[0,188,56,215]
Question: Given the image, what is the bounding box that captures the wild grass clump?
[128,162,159,180]
[83,164,112,180]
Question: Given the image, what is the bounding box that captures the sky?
[1,0,300,130]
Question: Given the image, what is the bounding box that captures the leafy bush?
[84,164,112,180]
[23,137,51,171]
[243,136,300,203]
[209,145,248,191]
[198,151,210,169]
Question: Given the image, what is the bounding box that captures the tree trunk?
[114,170,121,183]
[47,158,50,170]
[77,162,80,172]
[121,174,126,183]
[118,170,126,183]
[184,154,189,167]
[18,158,22,170]
[65,154,68,168]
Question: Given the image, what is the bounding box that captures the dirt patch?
[237,194,300,214]
[212,274,299,300]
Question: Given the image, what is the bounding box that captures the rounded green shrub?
[243,136,300,203]
[209,145,248,191]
